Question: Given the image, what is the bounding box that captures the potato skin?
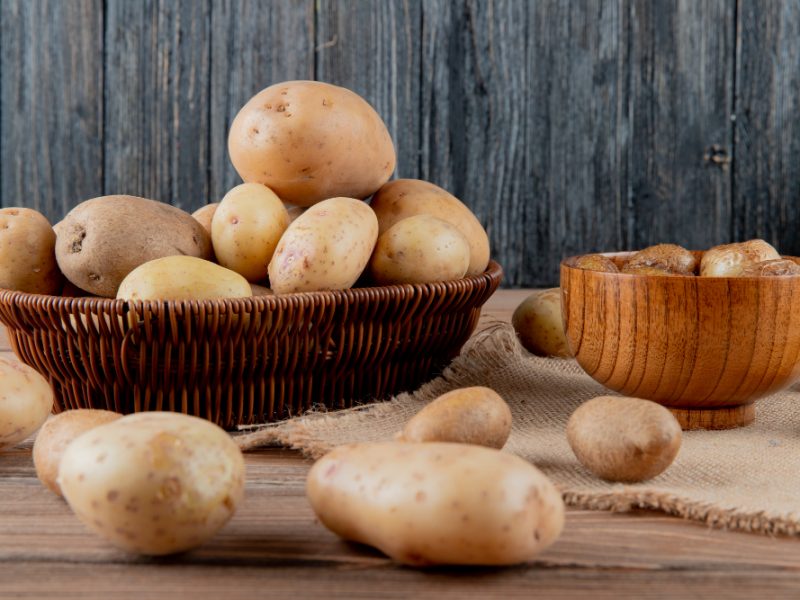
[369,215,470,285]
[228,81,395,207]
[396,387,512,449]
[370,179,490,276]
[33,409,122,496]
[117,256,252,301]
[567,395,681,482]
[622,244,696,275]
[211,184,289,282]
[191,203,219,235]
[0,207,63,294]
[58,412,245,556]
[512,288,571,357]
[739,258,800,277]
[268,197,378,293]
[55,196,212,297]
[306,442,564,566]
[701,240,781,277]
[574,254,619,273]
[0,357,53,451]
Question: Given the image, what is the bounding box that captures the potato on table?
[512,288,571,357]
[0,207,62,294]
[0,357,53,451]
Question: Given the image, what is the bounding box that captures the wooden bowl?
[0,262,502,429]
[561,252,800,430]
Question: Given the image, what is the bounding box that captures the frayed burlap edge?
[233,321,800,537]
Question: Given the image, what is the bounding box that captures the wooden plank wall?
[1,0,798,287]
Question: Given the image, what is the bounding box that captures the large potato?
[59,412,245,556]
[370,179,490,276]
[0,207,62,294]
[0,357,53,451]
[700,240,781,277]
[55,196,212,297]
[512,288,571,357]
[211,183,289,282]
[268,197,378,293]
[369,215,470,285]
[228,81,396,207]
[116,256,252,301]
[33,409,122,496]
[306,442,564,566]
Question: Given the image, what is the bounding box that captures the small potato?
[0,207,63,294]
[0,357,53,450]
[740,258,800,277]
[512,288,571,357]
[574,254,619,273]
[268,197,378,294]
[59,412,245,556]
[369,215,470,285]
[33,409,122,496]
[567,395,681,482]
[191,203,219,236]
[116,256,252,301]
[212,183,289,282]
[370,179,490,276]
[395,387,512,448]
[250,283,273,296]
[621,244,696,275]
[306,442,564,566]
[700,239,780,277]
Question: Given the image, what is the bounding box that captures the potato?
[567,395,681,482]
[0,357,53,451]
[306,442,564,566]
[370,179,490,277]
[191,203,219,236]
[250,283,273,296]
[33,409,122,496]
[512,288,570,357]
[211,183,289,282]
[740,258,800,277]
[116,256,252,301]
[395,387,511,449]
[58,412,245,556]
[700,239,780,277]
[268,197,378,294]
[0,207,62,294]
[621,244,696,275]
[228,81,395,207]
[55,195,212,297]
[369,215,470,285]
[574,254,619,273]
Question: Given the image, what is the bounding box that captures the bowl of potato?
[561,241,800,430]
[0,80,501,428]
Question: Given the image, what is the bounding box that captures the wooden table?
[1,290,799,599]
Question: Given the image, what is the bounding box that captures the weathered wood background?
[1,0,798,286]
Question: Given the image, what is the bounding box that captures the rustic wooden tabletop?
[1,289,799,599]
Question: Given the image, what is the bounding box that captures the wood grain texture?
[208,0,314,204]
[316,0,421,181]
[0,0,103,222]
[733,1,800,254]
[628,0,735,250]
[104,0,211,211]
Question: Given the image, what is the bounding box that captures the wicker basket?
[0,262,502,428]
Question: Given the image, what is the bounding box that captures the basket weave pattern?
[0,262,502,428]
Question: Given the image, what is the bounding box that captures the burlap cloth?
[236,321,800,536]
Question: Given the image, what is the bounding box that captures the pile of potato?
[0,81,490,301]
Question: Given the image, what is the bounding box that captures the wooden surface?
[1,289,800,599]
[2,1,800,286]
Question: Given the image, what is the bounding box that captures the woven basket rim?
[0,260,503,312]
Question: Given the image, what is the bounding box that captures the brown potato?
[0,207,63,294]
[370,179,490,276]
[228,81,395,207]
[191,203,219,236]
[621,244,696,275]
[512,288,571,357]
[33,409,122,496]
[574,254,619,273]
[395,387,512,449]
[567,395,681,482]
[620,265,682,277]
[740,258,800,277]
[700,240,781,277]
[55,196,212,297]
